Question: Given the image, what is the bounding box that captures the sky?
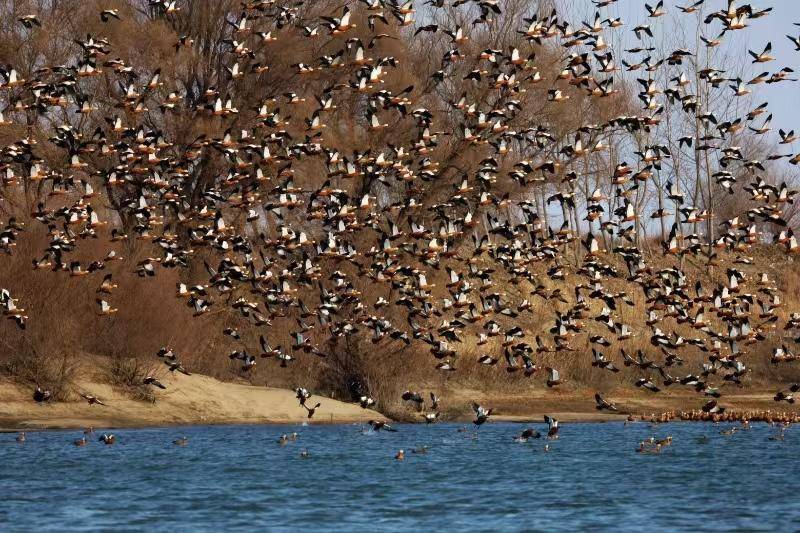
[532,1,800,231]
[573,0,800,143]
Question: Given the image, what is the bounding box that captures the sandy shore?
[2,371,794,431]
[0,372,382,431]
[438,387,796,424]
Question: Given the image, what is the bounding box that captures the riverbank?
[1,370,795,430]
[0,372,382,431]
[447,387,794,423]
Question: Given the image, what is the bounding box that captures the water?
[0,421,795,531]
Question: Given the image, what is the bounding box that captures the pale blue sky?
[544,1,800,229]
[583,0,800,142]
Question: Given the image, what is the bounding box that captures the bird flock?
[2,0,800,426]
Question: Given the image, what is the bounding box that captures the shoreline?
[0,372,382,432]
[2,411,788,432]
[0,418,368,433]
[2,372,797,431]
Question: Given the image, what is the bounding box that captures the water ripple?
[0,422,796,531]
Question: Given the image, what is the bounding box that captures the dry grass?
[2,223,799,417]
[105,357,160,403]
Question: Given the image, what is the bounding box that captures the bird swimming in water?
[636,442,662,454]
[367,420,397,432]
[545,416,560,440]
[768,427,787,441]
[513,428,541,443]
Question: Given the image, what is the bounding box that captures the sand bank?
[1,371,792,431]
[0,372,381,431]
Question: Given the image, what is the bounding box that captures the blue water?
[0,421,795,531]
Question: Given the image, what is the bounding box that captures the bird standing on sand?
[33,386,51,403]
